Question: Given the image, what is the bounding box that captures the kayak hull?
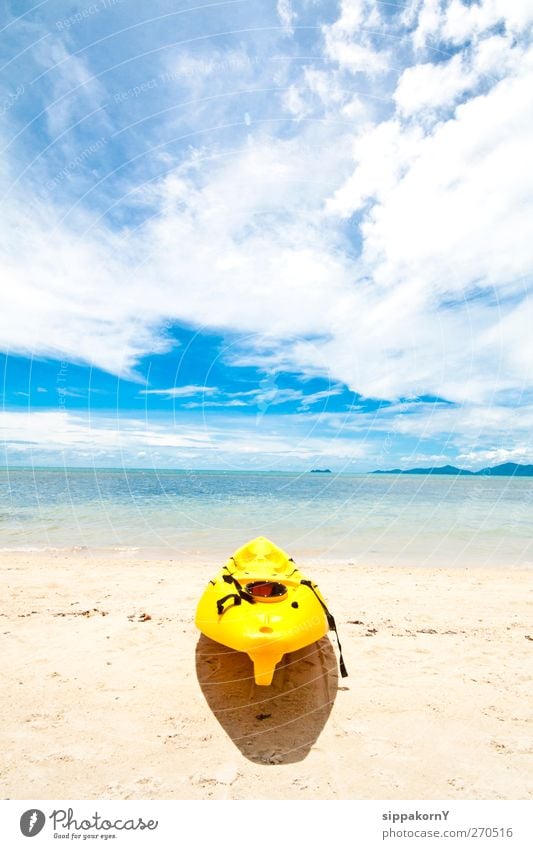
[195,537,329,685]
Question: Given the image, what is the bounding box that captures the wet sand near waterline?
[1,552,532,800]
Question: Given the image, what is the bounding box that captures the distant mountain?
[310,468,332,473]
[372,463,533,476]
[373,465,473,475]
[477,463,533,477]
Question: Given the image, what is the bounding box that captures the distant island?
[310,469,332,473]
[372,462,533,476]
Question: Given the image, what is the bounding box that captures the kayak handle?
[216,593,242,615]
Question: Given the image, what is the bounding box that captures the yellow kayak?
[195,536,347,685]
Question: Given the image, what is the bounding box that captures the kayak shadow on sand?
[195,634,338,764]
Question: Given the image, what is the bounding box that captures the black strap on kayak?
[216,593,242,615]
[217,565,256,613]
[223,571,255,602]
[300,579,348,678]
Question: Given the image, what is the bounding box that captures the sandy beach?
[1,551,531,800]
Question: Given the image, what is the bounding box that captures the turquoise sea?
[0,468,532,567]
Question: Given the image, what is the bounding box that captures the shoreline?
[1,552,532,800]
[1,547,531,570]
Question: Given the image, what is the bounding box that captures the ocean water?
[0,468,532,567]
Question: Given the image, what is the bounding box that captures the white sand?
[1,552,532,800]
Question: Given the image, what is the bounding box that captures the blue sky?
[1,0,532,470]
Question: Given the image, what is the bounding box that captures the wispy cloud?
[0,409,367,468]
[140,385,219,398]
[277,0,296,34]
[322,0,389,74]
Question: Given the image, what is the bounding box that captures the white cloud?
[182,399,248,408]
[324,38,389,74]
[282,83,310,118]
[395,32,526,118]
[411,0,533,49]
[0,194,169,376]
[0,409,367,467]
[4,81,530,406]
[250,385,344,410]
[1,0,532,462]
[327,119,424,216]
[442,0,533,45]
[140,385,218,398]
[305,399,533,466]
[33,37,107,137]
[298,388,345,409]
[135,131,355,339]
[282,67,371,121]
[394,52,475,115]
[359,65,533,297]
[277,0,296,34]
[387,401,533,443]
[408,0,442,51]
[322,0,389,74]
[456,446,533,467]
